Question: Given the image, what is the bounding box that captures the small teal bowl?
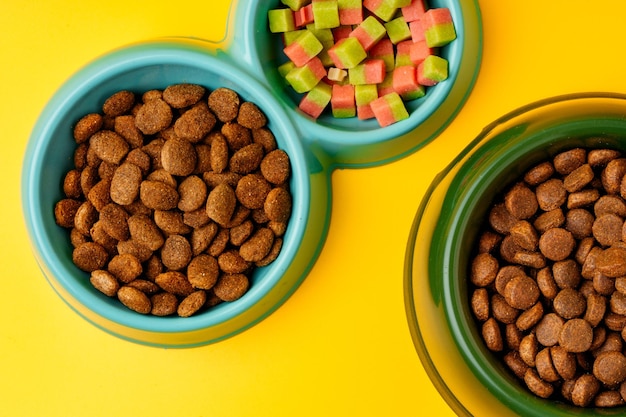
[22,0,482,347]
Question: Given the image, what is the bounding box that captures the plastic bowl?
[405,93,626,416]
[21,0,482,348]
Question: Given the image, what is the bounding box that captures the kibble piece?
[552,259,581,289]
[160,137,197,176]
[524,161,554,186]
[218,249,251,274]
[512,251,546,269]
[99,203,130,241]
[90,270,120,297]
[213,273,249,301]
[207,228,230,257]
[538,228,575,261]
[155,271,194,297]
[230,219,254,246]
[161,235,192,271]
[229,143,264,174]
[114,115,144,148]
[564,164,594,193]
[222,122,252,152]
[503,275,540,310]
[139,180,179,211]
[509,220,538,251]
[264,187,292,223]
[174,102,216,143]
[89,130,130,165]
[135,98,173,135]
[470,253,498,287]
[551,345,577,380]
[110,162,142,205]
[150,292,178,316]
[554,148,586,175]
[571,374,601,407]
[72,242,109,272]
[73,201,99,236]
[568,188,601,209]
[519,333,538,367]
[516,301,544,332]
[536,178,567,211]
[190,222,219,256]
[491,293,519,324]
[177,175,207,212]
[611,291,626,315]
[505,183,538,219]
[537,266,559,300]
[565,208,594,239]
[127,214,164,251]
[478,230,502,253]
[594,351,626,385]
[177,290,207,317]
[594,391,625,408]
[471,288,490,321]
[536,313,565,347]
[596,247,626,277]
[206,182,237,226]
[602,158,626,194]
[103,90,135,117]
[117,285,151,314]
[560,318,593,352]
[524,369,554,399]
[126,279,160,295]
[534,208,565,234]
[536,347,560,382]
[87,179,112,212]
[499,235,524,264]
[589,148,621,167]
[585,293,607,327]
[153,210,192,236]
[593,213,624,247]
[209,133,229,174]
[73,113,103,143]
[208,87,240,123]
[239,228,275,263]
[236,174,272,210]
[595,195,626,217]
[481,317,503,351]
[252,127,277,152]
[162,83,205,108]
[237,101,267,129]
[260,149,291,185]
[187,254,220,290]
[107,253,142,283]
[553,288,586,319]
[504,351,529,379]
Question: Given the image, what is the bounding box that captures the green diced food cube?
[283,30,306,46]
[278,61,297,78]
[281,0,312,11]
[312,0,340,29]
[268,9,296,33]
[384,16,411,44]
[355,84,378,106]
[422,55,448,82]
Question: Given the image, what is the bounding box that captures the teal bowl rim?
[406,92,626,416]
[21,40,315,345]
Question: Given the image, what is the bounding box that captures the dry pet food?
[54,84,293,317]
[470,145,626,408]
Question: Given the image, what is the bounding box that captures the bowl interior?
[247,0,469,138]
[434,103,626,415]
[22,42,312,343]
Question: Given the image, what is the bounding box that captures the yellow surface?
[4,1,626,416]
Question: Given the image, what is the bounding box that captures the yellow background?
[3,1,626,416]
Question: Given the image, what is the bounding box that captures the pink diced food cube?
[409,40,433,65]
[392,65,425,100]
[422,8,457,47]
[338,0,364,25]
[331,84,356,118]
[328,36,367,68]
[401,0,426,22]
[377,72,395,96]
[332,25,353,42]
[294,4,315,27]
[283,30,324,66]
[349,15,387,51]
[299,81,333,118]
[368,38,395,72]
[312,0,340,29]
[362,0,397,22]
[409,19,425,42]
[395,40,414,67]
[349,59,386,85]
[417,55,448,86]
[285,56,327,93]
[370,92,409,127]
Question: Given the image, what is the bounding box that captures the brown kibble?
[505,183,538,219]
[589,148,621,167]
[230,219,254,246]
[504,275,540,310]
[565,208,594,240]
[551,345,577,380]
[110,162,142,206]
[536,347,560,382]
[177,290,207,317]
[72,242,109,272]
[89,130,129,165]
[99,203,130,241]
[602,158,626,194]
[519,333,538,367]
[107,253,142,284]
[236,174,272,210]
[213,273,249,301]
[155,271,194,297]
[237,101,267,129]
[174,102,216,143]
[162,83,205,108]
[491,293,519,324]
[471,288,490,321]
[161,137,197,176]
[585,293,607,327]
[559,318,593,352]
[534,208,565,234]
[504,351,529,379]
[255,237,283,267]
[73,113,103,144]
[161,234,192,271]
[524,369,554,399]
[177,175,207,212]
[87,179,111,212]
[90,270,120,297]
[594,391,625,408]
[209,132,229,174]
[568,188,601,209]
[509,220,538,251]
[140,180,179,210]
[571,374,600,407]
[512,251,546,269]
[252,127,277,153]
[481,317,503,351]
[536,267,559,300]
[229,143,264,174]
[73,201,99,236]
[594,351,626,385]
[116,239,152,263]
[593,213,624,247]
[536,313,564,347]
[470,253,498,287]
[524,161,554,186]
[208,87,240,123]
[516,301,544,331]
[536,178,567,212]
[538,228,575,261]
[153,210,192,236]
[553,288,586,319]
[150,292,178,316]
[260,149,291,185]
[264,187,292,223]
[595,195,626,217]
[103,90,135,117]
[117,285,151,314]
[187,254,220,290]
[611,291,626,315]
[239,228,275,262]
[206,182,237,226]
[564,164,595,193]
[552,259,581,289]
[135,98,173,135]
[207,228,230,257]
[190,222,219,256]
[127,214,164,251]
[596,247,626,277]
[554,148,586,175]
[126,279,160,295]
[218,249,251,274]
[221,122,252,151]
[114,115,144,148]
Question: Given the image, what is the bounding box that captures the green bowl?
[406,93,626,416]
